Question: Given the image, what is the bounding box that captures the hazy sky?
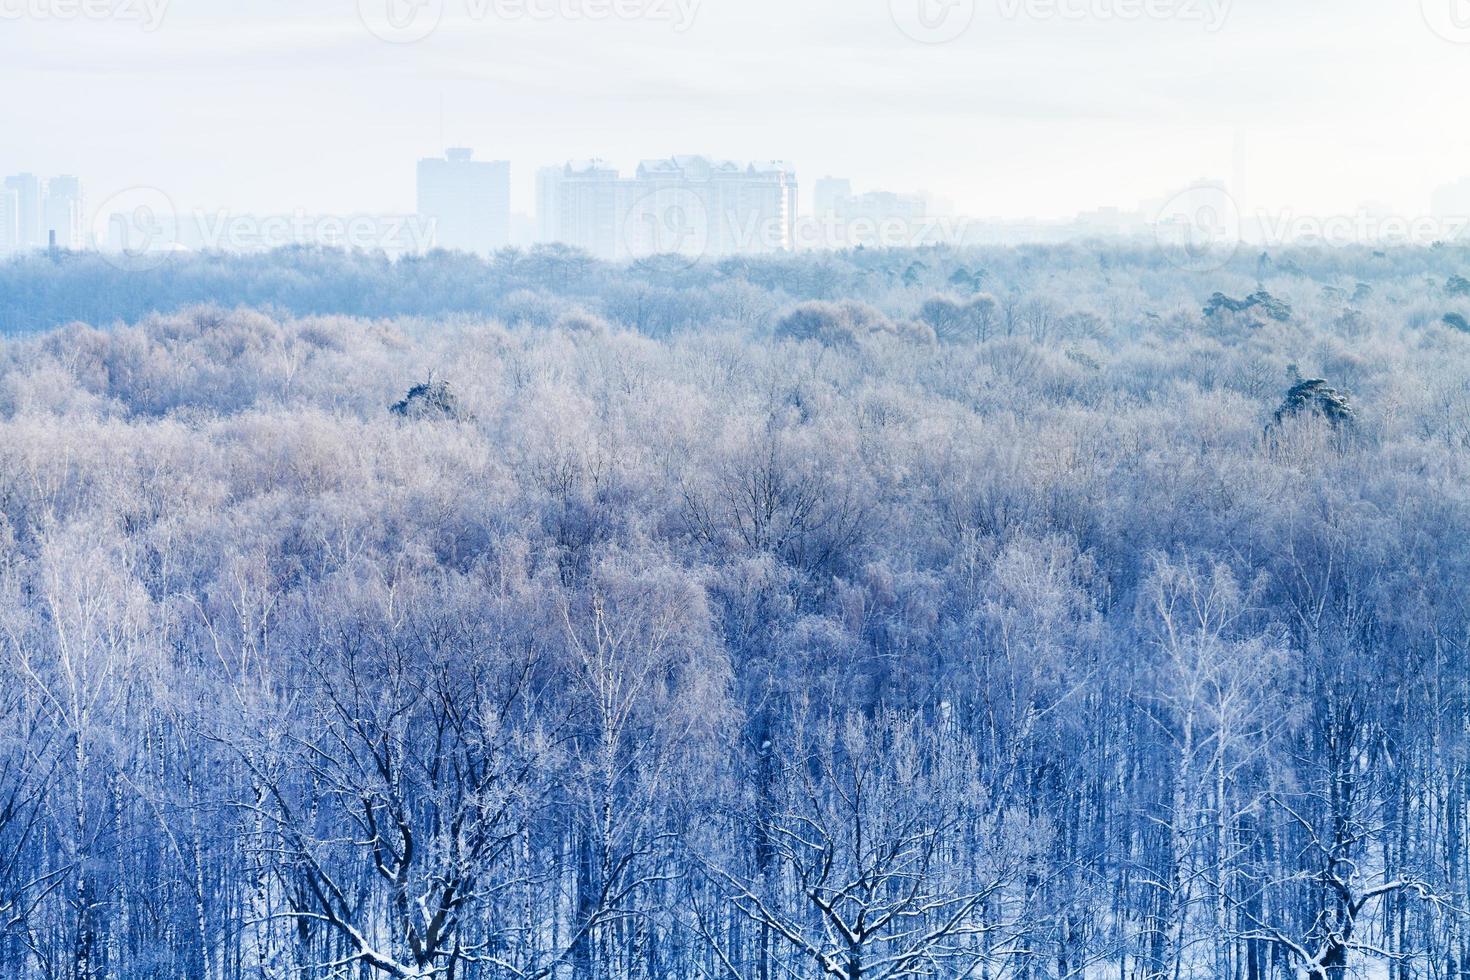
[5,0,1470,223]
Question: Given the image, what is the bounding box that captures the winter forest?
[3,243,1470,980]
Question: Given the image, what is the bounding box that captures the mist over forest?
[4,241,1470,338]
[2,243,1470,979]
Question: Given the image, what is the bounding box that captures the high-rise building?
[745,161,799,252]
[416,148,511,255]
[538,155,798,260]
[536,165,565,242]
[44,175,83,249]
[0,186,18,254]
[837,190,928,242]
[813,177,852,219]
[538,160,624,258]
[809,179,930,248]
[630,156,797,256]
[3,174,44,250]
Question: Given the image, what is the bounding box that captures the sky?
[4,0,1470,224]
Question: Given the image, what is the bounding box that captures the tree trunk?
[573,828,597,980]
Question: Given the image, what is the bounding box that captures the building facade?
[539,155,797,261]
[2,174,44,251]
[416,148,511,255]
[538,160,624,259]
[811,180,931,248]
[813,177,853,221]
[0,186,18,253]
[43,175,83,249]
[0,174,84,252]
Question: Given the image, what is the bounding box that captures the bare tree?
[0,524,152,980]
[1237,791,1448,980]
[701,710,1032,980]
[560,556,729,980]
[232,582,559,979]
[1136,554,1285,980]
[0,682,58,946]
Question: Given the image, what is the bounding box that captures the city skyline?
[19,149,1470,239]
[0,173,84,253]
[6,0,1470,226]
[537,155,798,260]
[13,153,1470,260]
